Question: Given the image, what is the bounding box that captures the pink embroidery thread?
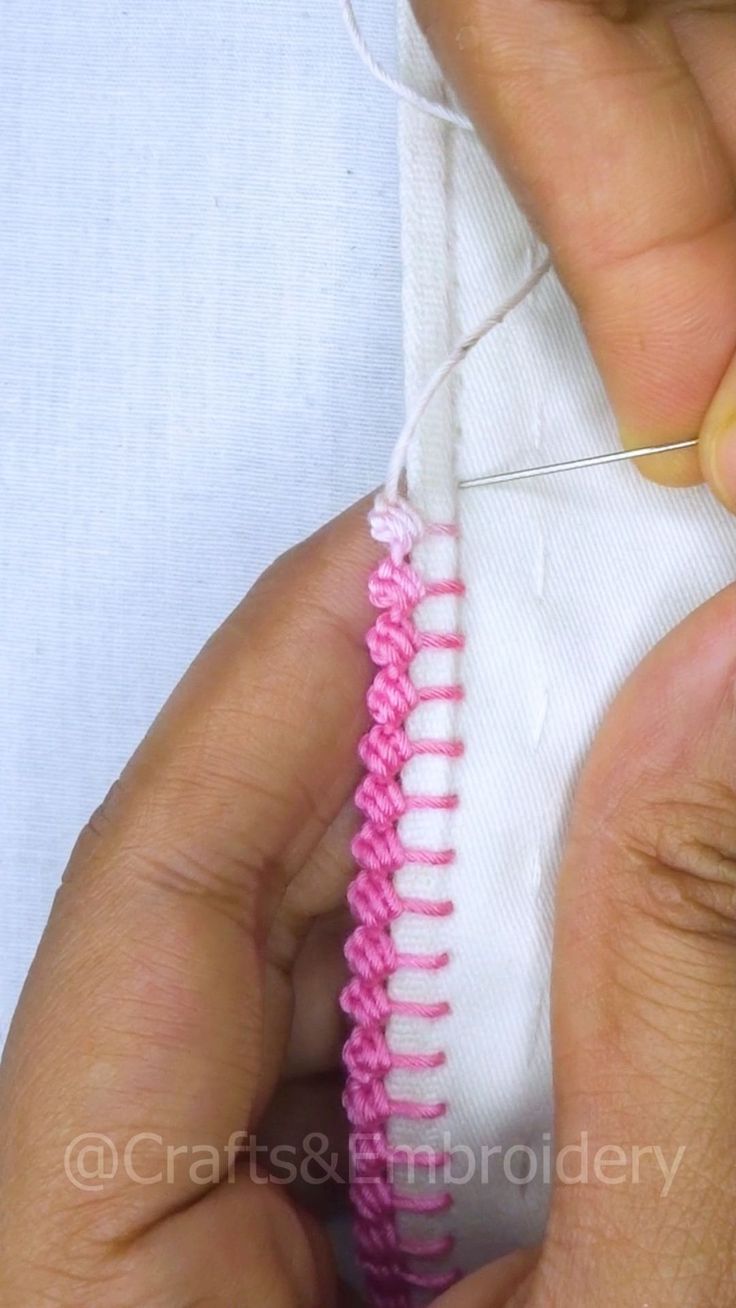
[341,496,464,1306]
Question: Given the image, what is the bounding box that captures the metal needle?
[459,437,699,489]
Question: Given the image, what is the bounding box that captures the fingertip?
[618,426,702,489]
[699,359,736,514]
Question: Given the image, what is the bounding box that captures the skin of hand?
[411,0,736,509]
[2,502,736,1304]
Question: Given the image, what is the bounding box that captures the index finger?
[413,0,736,491]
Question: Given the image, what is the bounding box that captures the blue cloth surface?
[1,0,402,1038]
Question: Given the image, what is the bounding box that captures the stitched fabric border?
[341,510,464,1303]
[340,7,464,1302]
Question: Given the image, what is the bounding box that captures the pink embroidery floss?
[340,490,464,1306]
[335,163,549,1298]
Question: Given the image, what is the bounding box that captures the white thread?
[384,256,552,502]
[339,1,553,504]
[339,0,473,130]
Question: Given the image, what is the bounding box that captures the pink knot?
[369,493,423,562]
[358,1229,402,1271]
[343,1076,392,1130]
[340,494,462,1301]
[362,1269,407,1301]
[344,1025,393,1081]
[351,821,404,873]
[340,976,391,1025]
[350,1145,392,1187]
[367,666,418,726]
[345,924,397,981]
[359,723,413,777]
[347,870,403,926]
[350,1187,397,1224]
[366,609,418,668]
[355,774,405,826]
[367,556,425,612]
[355,1220,401,1262]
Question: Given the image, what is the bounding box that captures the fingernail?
[701,361,736,511]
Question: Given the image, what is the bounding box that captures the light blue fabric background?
[1,0,401,1039]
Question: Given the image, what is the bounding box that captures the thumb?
[413,0,736,498]
[546,583,736,1301]
[700,352,736,511]
[128,1173,338,1308]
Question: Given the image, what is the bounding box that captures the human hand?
[412,1,736,508]
[432,581,736,1306]
[0,502,377,1307]
[3,501,736,1306]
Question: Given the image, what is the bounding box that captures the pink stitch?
[388,1098,447,1120]
[390,998,451,1019]
[352,823,404,871]
[399,896,454,917]
[344,1079,393,1129]
[344,931,449,986]
[356,775,406,825]
[357,1239,396,1258]
[343,1026,393,1079]
[426,578,466,598]
[341,494,463,1305]
[345,925,397,979]
[404,1269,460,1292]
[341,976,392,1024]
[351,1171,389,1201]
[367,609,420,665]
[412,737,464,758]
[359,723,414,774]
[368,667,419,724]
[393,1190,452,1213]
[403,846,455,865]
[348,871,403,926]
[399,1235,455,1259]
[404,793,458,813]
[368,556,425,610]
[394,949,449,971]
[391,1049,446,1070]
[417,683,464,703]
[416,630,465,651]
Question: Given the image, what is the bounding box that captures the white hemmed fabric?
[382,4,462,1284]
[392,0,736,1281]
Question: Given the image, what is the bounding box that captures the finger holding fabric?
[435,583,736,1307]
[0,502,376,1307]
[412,0,736,507]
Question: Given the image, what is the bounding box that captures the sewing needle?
[459,438,699,489]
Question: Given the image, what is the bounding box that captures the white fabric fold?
[395,0,736,1276]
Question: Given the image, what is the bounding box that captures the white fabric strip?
[395,0,736,1281]
[383,3,461,1279]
